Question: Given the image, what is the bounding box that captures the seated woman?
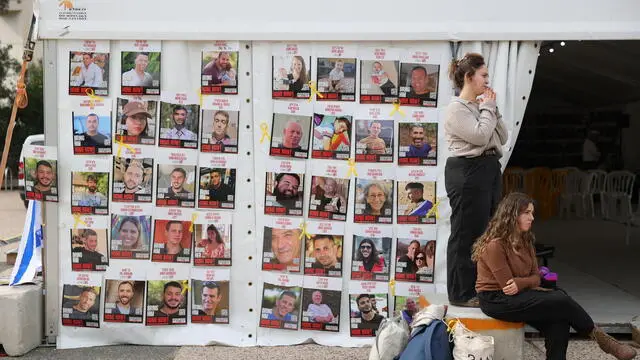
[473,192,636,360]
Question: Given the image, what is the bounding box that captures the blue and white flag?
[10,199,43,286]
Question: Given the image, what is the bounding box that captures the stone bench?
[424,293,524,360]
[0,283,43,356]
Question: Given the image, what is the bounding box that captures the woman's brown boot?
[591,327,637,360]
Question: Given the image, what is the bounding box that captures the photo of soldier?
[269,113,311,159]
[398,122,437,166]
[359,60,399,104]
[61,285,101,328]
[114,98,157,145]
[70,228,109,271]
[151,220,192,263]
[68,51,109,96]
[262,226,302,273]
[272,55,311,99]
[259,283,302,330]
[300,288,341,332]
[71,172,109,215]
[304,234,343,277]
[201,51,239,95]
[308,176,349,221]
[311,114,351,160]
[191,280,230,324]
[103,280,145,323]
[354,119,394,163]
[110,215,152,260]
[145,280,188,326]
[198,167,236,209]
[398,63,439,107]
[156,165,196,208]
[193,223,232,266]
[264,172,304,216]
[200,110,239,153]
[316,57,357,101]
[72,112,112,154]
[112,157,153,203]
[121,51,161,95]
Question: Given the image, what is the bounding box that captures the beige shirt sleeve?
[494,107,509,146]
[446,100,499,147]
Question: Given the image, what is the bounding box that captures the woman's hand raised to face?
[481,87,496,103]
[503,278,519,295]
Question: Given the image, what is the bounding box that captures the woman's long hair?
[206,224,223,245]
[357,238,383,272]
[119,216,142,250]
[363,182,391,215]
[471,192,536,263]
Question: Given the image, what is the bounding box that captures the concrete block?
[0,283,42,356]
[424,293,524,360]
[632,315,640,345]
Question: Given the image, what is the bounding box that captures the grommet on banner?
[259,122,271,144]
[307,81,323,103]
[346,158,358,177]
[180,280,191,296]
[189,213,198,232]
[389,99,405,117]
[298,222,311,240]
[114,139,134,157]
[85,88,103,108]
[426,197,441,220]
[72,213,87,231]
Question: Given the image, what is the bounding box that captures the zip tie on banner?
[72,213,87,231]
[426,197,441,220]
[114,139,134,158]
[298,221,311,240]
[189,212,198,232]
[307,81,323,103]
[85,88,103,108]
[346,158,358,177]
[390,99,405,116]
[389,278,396,297]
[180,279,191,296]
[259,122,271,144]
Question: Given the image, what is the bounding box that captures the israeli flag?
[10,200,43,286]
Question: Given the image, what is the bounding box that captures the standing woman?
[474,192,636,360]
[444,53,508,307]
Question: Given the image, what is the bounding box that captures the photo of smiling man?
[262,226,302,273]
[103,280,145,323]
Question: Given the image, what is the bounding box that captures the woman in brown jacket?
[473,192,636,360]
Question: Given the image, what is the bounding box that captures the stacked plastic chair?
[502,167,524,198]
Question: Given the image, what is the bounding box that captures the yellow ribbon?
[389,99,405,117]
[197,88,204,108]
[85,88,103,109]
[298,222,311,241]
[181,279,191,296]
[346,158,358,177]
[189,213,198,233]
[389,279,396,297]
[259,122,271,144]
[426,198,441,219]
[446,319,459,333]
[307,81,324,103]
[114,139,135,158]
[73,214,87,231]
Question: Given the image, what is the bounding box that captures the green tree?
[0,42,44,173]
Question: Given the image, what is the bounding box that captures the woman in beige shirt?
[473,192,635,360]
[444,53,508,307]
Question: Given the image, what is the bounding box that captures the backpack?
[397,320,453,360]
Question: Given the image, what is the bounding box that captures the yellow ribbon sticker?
[346,158,358,177]
[426,198,441,219]
[197,88,204,108]
[189,213,198,233]
[307,81,324,103]
[259,122,271,144]
[114,139,135,158]
[181,279,191,296]
[72,214,87,231]
[298,222,311,241]
[390,99,406,117]
[85,88,104,108]
[389,278,396,297]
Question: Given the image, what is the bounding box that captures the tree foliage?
[0,42,44,172]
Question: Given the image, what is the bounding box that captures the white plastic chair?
[559,171,587,218]
[580,172,598,218]
[587,169,607,218]
[603,170,636,222]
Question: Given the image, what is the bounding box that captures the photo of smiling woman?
[115,98,157,145]
[354,179,394,224]
[110,215,152,260]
